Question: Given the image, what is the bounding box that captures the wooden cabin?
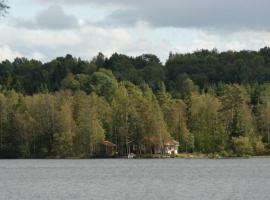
[98,140,116,157]
[148,137,179,155]
[164,140,179,155]
[129,136,179,156]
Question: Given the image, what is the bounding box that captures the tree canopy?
[0,48,270,158]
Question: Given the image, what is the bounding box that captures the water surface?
[0,158,270,200]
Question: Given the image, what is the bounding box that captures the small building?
[164,140,179,155]
[149,138,179,155]
[98,140,116,157]
[129,136,179,156]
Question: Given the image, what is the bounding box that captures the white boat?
[128,153,136,159]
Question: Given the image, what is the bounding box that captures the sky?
[0,0,270,62]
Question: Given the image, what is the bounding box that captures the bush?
[251,137,265,155]
[232,136,254,156]
[219,150,230,157]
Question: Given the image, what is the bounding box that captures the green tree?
[255,84,270,144]
[1,90,21,158]
[220,84,255,139]
[74,92,105,157]
[0,93,7,153]
[189,93,227,153]
[52,93,76,157]
[157,83,190,152]
[29,94,56,157]
[61,73,80,91]
[232,136,253,156]
[89,69,118,100]
[91,52,105,67]
[111,84,129,155]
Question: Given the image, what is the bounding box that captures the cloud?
[2,19,270,64]
[36,0,270,31]
[14,4,79,30]
[36,4,78,29]
[0,21,132,62]
[106,0,270,31]
[0,45,22,61]
[1,0,270,63]
[0,45,45,62]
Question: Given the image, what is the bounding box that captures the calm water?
[0,158,270,200]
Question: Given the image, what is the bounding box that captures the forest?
[1,48,270,158]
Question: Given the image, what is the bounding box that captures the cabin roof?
[144,136,179,146]
[164,140,179,146]
[102,140,116,147]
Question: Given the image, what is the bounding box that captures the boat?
[128,153,136,159]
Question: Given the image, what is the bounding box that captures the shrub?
[219,150,230,157]
[251,136,265,155]
[232,136,253,156]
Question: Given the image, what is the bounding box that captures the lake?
[0,158,270,200]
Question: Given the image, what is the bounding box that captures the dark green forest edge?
[1,48,270,158]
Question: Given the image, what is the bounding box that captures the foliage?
[1,50,270,157]
[232,136,254,156]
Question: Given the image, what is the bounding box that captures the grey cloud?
[37,0,270,30]
[105,0,270,30]
[36,4,78,29]
[15,4,79,30]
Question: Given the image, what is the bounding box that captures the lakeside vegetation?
[1,48,270,158]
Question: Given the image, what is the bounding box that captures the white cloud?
[0,21,132,61]
[35,0,270,31]
[0,45,22,61]
[1,2,270,63]
[30,52,45,61]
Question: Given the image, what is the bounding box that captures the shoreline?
[2,154,270,160]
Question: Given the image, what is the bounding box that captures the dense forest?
[1,48,270,158]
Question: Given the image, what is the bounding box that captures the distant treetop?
[0,0,9,17]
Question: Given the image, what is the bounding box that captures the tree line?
[1,49,270,157]
[1,48,270,95]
